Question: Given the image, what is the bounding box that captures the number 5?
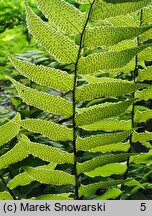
[140,203,146,211]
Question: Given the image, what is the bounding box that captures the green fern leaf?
[91,0,150,21]
[31,193,73,200]
[25,167,75,185]
[37,0,85,35]
[135,86,152,101]
[76,99,134,126]
[9,78,72,118]
[8,54,73,91]
[85,163,127,177]
[76,130,131,151]
[140,141,152,149]
[8,163,56,189]
[135,110,152,123]
[96,188,122,200]
[0,113,20,147]
[80,118,131,131]
[21,118,73,141]
[130,150,152,164]
[79,179,129,197]
[137,66,152,82]
[25,1,78,63]
[107,14,139,27]
[139,28,152,43]
[138,47,152,61]
[84,25,152,49]
[76,79,143,101]
[90,142,130,153]
[77,153,134,174]
[0,192,13,200]
[77,46,146,75]
[20,135,74,164]
[143,6,152,23]
[108,58,136,74]
[0,141,29,170]
[132,131,152,142]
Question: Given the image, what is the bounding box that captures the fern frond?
[76,130,131,151]
[141,141,152,149]
[25,1,78,63]
[21,118,73,141]
[84,25,152,49]
[9,78,72,118]
[8,163,56,189]
[0,192,13,200]
[76,99,134,126]
[107,14,139,27]
[37,0,85,35]
[108,58,135,74]
[139,28,152,43]
[8,54,74,91]
[24,167,75,185]
[79,179,129,197]
[138,47,152,61]
[77,153,134,174]
[90,142,130,153]
[143,6,152,23]
[130,150,152,164]
[91,0,150,21]
[0,113,20,147]
[20,135,74,164]
[135,110,152,123]
[76,79,143,102]
[31,193,73,200]
[137,66,152,82]
[135,86,152,101]
[0,140,29,170]
[85,163,127,177]
[132,131,152,142]
[96,188,122,200]
[77,46,146,75]
[80,118,131,131]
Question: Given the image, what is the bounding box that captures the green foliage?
[0,192,13,200]
[96,188,122,200]
[0,140,29,169]
[76,130,131,151]
[77,46,149,75]
[137,66,152,81]
[77,153,135,174]
[31,193,73,200]
[76,99,134,126]
[0,0,152,200]
[20,118,73,141]
[37,0,85,35]
[85,25,152,48]
[0,113,20,146]
[91,0,150,20]
[85,163,127,177]
[79,179,129,197]
[90,142,130,153]
[8,163,56,189]
[76,79,144,101]
[80,118,131,131]
[9,77,73,118]
[24,167,75,185]
[25,1,78,63]
[8,54,74,91]
[20,135,74,164]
